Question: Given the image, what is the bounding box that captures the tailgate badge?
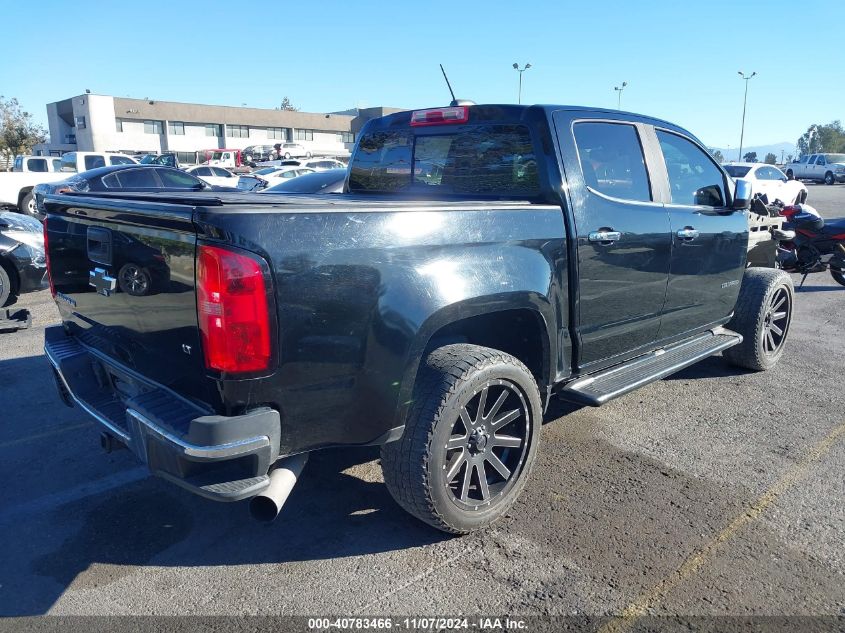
[89,268,117,297]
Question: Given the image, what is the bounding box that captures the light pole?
[737,71,756,161]
[614,81,627,109]
[513,63,531,104]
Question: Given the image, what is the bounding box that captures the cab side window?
[573,122,652,202]
[84,155,106,170]
[656,131,725,207]
[816,156,826,166]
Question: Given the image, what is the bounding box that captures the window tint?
[52,159,62,171]
[84,155,106,170]
[13,156,23,171]
[756,166,782,181]
[106,168,159,188]
[349,125,539,197]
[816,156,825,166]
[211,168,231,177]
[157,169,202,188]
[573,122,651,202]
[27,158,48,172]
[657,131,725,207]
[724,165,751,178]
[109,156,135,165]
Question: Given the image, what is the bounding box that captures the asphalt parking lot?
[1,184,843,622]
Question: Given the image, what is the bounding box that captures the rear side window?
[109,155,135,165]
[657,130,725,207]
[26,158,48,172]
[84,155,106,170]
[573,122,651,202]
[103,168,159,188]
[349,125,539,197]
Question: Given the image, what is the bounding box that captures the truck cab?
[12,155,63,173]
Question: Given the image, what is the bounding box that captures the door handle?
[588,230,622,244]
[676,227,700,241]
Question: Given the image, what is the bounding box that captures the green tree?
[743,151,758,163]
[0,96,47,169]
[764,152,777,165]
[709,148,724,163]
[280,97,298,111]
[797,121,845,155]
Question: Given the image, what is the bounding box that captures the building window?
[75,116,87,130]
[228,124,249,138]
[176,151,198,165]
[116,119,123,133]
[339,131,354,144]
[144,120,163,135]
[268,127,288,140]
[294,129,314,141]
[205,123,223,137]
[168,121,185,135]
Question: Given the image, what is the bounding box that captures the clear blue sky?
[2,0,841,151]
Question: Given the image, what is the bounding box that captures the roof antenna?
[440,64,457,105]
[440,64,475,107]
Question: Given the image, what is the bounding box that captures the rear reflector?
[197,244,272,374]
[410,106,469,127]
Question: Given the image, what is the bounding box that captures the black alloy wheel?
[443,380,530,510]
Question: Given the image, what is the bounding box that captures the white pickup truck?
[0,151,137,215]
[784,153,845,185]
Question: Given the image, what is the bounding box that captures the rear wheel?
[305,152,312,159]
[723,268,794,371]
[381,344,542,534]
[786,170,794,180]
[284,152,291,159]
[824,172,835,185]
[20,192,36,217]
[831,266,845,287]
[0,265,12,307]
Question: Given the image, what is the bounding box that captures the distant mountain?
[708,142,797,163]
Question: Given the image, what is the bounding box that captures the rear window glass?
[26,158,48,172]
[724,165,751,178]
[348,124,539,197]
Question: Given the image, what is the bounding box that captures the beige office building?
[35,93,402,162]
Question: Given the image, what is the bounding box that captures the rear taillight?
[197,244,273,374]
[780,205,800,218]
[410,106,469,127]
[43,220,55,297]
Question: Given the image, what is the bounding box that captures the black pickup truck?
[43,104,794,533]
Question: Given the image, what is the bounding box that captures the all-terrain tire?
[723,268,794,371]
[381,344,542,534]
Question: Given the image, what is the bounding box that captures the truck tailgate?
[43,196,214,407]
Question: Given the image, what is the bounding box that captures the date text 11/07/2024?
[306,617,528,630]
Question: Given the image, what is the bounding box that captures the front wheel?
[723,268,794,371]
[305,152,312,159]
[786,170,794,180]
[824,172,835,185]
[284,152,291,159]
[831,265,845,287]
[381,344,542,534]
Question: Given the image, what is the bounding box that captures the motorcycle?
[772,203,845,287]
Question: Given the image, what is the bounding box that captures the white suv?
[278,143,311,159]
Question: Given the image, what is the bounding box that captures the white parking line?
[0,421,94,450]
[0,466,148,524]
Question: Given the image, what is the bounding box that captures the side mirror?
[733,178,753,210]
